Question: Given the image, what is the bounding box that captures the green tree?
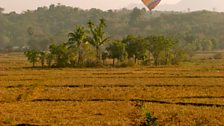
[106,40,127,65]
[24,49,39,67]
[46,52,54,67]
[87,18,110,63]
[146,36,176,65]
[49,43,71,67]
[67,26,87,64]
[171,48,187,65]
[102,51,109,65]
[123,35,147,64]
[39,51,46,67]
[201,39,214,51]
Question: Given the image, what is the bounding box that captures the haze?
[1,0,224,13]
[0,0,180,13]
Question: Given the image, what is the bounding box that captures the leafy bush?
[131,101,158,126]
[141,111,158,126]
[213,53,223,59]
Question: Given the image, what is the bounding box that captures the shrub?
[213,53,223,59]
[141,111,158,126]
[131,101,158,126]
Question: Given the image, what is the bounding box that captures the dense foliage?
[0,5,224,51]
[24,19,187,67]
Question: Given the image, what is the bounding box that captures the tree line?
[24,19,187,68]
[0,5,223,51]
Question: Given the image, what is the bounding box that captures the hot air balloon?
[142,0,161,11]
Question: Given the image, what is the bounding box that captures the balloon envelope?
[142,0,161,11]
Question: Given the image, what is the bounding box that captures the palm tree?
[87,19,110,63]
[68,26,87,64]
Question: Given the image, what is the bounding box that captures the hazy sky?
[0,0,181,13]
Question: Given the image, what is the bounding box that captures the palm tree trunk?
[78,50,81,64]
[96,46,101,63]
[154,56,158,66]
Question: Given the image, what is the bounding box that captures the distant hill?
[158,0,224,12]
[127,0,224,12]
[1,4,224,50]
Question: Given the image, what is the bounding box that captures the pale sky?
[0,0,181,13]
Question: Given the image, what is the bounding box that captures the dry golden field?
[0,53,224,125]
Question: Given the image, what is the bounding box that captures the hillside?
[0,5,224,50]
[127,0,224,12]
[158,0,224,12]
